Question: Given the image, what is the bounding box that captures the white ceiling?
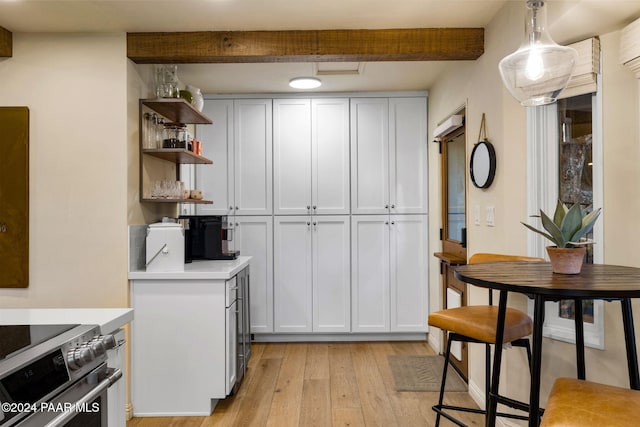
[2,0,640,94]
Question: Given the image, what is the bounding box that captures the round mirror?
[470,141,496,189]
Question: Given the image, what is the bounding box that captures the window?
[526,91,604,349]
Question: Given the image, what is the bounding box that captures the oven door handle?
[43,368,122,427]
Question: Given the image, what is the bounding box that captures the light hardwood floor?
[127,341,483,427]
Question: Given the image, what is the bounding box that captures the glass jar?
[162,123,187,149]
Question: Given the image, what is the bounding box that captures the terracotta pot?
[546,246,587,274]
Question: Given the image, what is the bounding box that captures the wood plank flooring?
[126,341,483,427]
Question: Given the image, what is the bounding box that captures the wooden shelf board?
[142,149,212,164]
[142,98,212,124]
[141,198,213,204]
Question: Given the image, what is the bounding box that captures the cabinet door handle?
[307,221,311,226]
[306,205,311,210]
[313,221,317,226]
[391,221,395,225]
[385,204,389,209]
[235,206,239,210]
[385,221,389,225]
[313,205,317,210]
[235,222,239,227]
[391,204,395,209]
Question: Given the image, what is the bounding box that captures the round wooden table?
[454,262,640,427]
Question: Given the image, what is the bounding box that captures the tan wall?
[0,33,129,308]
[428,2,640,420]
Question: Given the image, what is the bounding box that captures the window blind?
[558,37,600,99]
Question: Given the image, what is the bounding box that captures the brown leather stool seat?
[540,378,640,427]
[428,306,533,344]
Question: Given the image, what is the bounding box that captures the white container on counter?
[145,223,184,272]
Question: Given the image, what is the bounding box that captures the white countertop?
[0,308,133,334]
[128,256,251,280]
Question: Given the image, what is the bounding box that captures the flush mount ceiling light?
[289,77,322,89]
[498,0,577,106]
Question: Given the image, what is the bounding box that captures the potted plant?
[522,200,601,274]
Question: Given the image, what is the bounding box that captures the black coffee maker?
[180,215,239,262]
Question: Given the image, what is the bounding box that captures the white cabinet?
[273,99,311,215]
[107,328,126,427]
[130,261,250,416]
[274,98,350,215]
[389,214,429,332]
[197,99,272,215]
[389,97,428,214]
[351,214,428,332]
[225,277,237,394]
[351,97,428,214]
[351,215,390,332]
[230,216,274,333]
[234,99,273,215]
[274,215,351,333]
[196,99,234,216]
[350,98,390,214]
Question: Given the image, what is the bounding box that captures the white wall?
[0,33,129,308]
[428,2,640,419]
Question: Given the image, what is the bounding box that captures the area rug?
[388,355,467,392]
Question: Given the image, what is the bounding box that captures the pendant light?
[498,0,577,106]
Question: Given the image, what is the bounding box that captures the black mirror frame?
[470,140,496,189]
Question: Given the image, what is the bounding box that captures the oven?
[0,324,120,427]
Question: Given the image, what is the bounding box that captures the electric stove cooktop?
[0,324,78,361]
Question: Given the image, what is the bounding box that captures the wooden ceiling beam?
[127,28,484,64]
[0,26,12,58]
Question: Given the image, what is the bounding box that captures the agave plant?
[522,200,601,248]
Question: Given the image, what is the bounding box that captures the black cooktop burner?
[0,324,78,360]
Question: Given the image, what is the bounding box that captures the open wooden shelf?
[141,198,213,204]
[142,98,212,124]
[142,148,212,164]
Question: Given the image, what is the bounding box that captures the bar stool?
[428,253,543,427]
[540,378,640,427]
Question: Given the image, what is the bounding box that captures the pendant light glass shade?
[499,0,577,106]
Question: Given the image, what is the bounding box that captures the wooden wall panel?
[0,107,29,288]
[0,26,11,58]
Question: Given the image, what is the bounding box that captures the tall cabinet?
[350,97,429,333]
[196,94,428,338]
[272,98,351,333]
[196,99,274,334]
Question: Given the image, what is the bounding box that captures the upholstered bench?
[540,377,640,427]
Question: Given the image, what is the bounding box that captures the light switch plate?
[474,205,481,225]
[486,206,495,226]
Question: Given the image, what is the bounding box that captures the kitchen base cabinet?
[129,260,250,416]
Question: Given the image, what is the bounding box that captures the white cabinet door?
[350,98,389,214]
[351,215,390,332]
[234,99,273,215]
[196,99,234,216]
[389,98,428,214]
[313,98,350,215]
[274,216,313,332]
[273,99,312,215]
[225,298,237,394]
[313,215,351,332]
[231,216,274,333]
[389,214,428,332]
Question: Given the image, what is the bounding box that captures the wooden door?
[435,112,469,378]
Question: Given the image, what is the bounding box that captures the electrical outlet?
[474,205,481,225]
[486,206,495,226]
